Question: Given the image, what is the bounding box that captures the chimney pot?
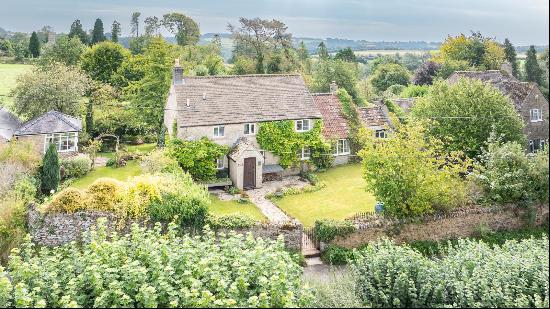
[202,93,207,100]
[186,98,190,107]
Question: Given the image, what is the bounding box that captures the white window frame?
[298,147,311,160]
[375,130,387,138]
[44,132,78,154]
[213,125,225,138]
[295,119,311,132]
[530,109,543,122]
[529,138,545,153]
[244,123,256,135]
[333,139,350,156]
[216,156,225,170]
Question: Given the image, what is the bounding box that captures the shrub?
[300,171,319,185]
[0,140,40,170]
[320,245,356,265]
[40,144,60,195]
[309,272,365,308]
[140,149,182,174]
[60,155,92,180]
[166,137,229,181]
[43,187,87,213]
[353,238,549,308]
[205,214,258,229]
[86,178,124,212]
[314,219,356,243]
[1,222,312,308]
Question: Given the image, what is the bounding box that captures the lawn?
[0,63,32,108]
[209,194,267,221]
[70,160,142,189]
[98,143,157,159]
[273,164,376,226]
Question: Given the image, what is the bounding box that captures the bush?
[314,219,356,243]
[166,137,229,181]
[60,155,92,180]
[321,245,356,265]
[309,272,365,308]
[86,178,124,212]
[43,187,87,213]
[205,214,258,229]
[1,222,311,308]
[140,149,182,174]
[353,238,549,308]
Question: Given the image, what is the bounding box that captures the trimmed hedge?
[205,214,258,230]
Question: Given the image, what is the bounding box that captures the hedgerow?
[0,222,312,308]
[313,219,356,243]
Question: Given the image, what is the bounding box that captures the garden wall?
[330,204,549,249]
[27,204,303,250]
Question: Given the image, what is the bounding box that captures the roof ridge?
[183,73,302,79]
[311,93,335,96]
[50,110,80,132]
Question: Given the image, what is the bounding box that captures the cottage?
[447,69,549,152]
[358,102,394,138]
[3,110,82,155]
[164,61,324,189]
[0,107,22,144]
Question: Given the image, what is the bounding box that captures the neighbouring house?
[391,97,417,113]
[0,107,22,144]
[164,60,323,189]
[2,110,82,156]
[447,69,549,153]
[358,102,394,138]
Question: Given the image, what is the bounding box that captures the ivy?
[166,137,229,181]
[256,120,332,168]
[335,88,362,157]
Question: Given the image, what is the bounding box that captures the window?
[244,123,256,135]
[529,138,545,153]
[295,119,311,132]
[213,125,225,137]
[259,150,266,159]
[297,147,311,160]
[530,109,543,122]
[333,139,350,156]
[44,132,78,153]
[375,130,387,138]
[216,156,225,169]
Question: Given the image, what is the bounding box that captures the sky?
[0,0,548,45]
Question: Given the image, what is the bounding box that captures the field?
[351,49,436,57]
[0,63,32,108]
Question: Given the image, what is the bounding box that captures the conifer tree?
[91,18,105,44]
[41,143,60,195]
[111,20,121,43]
[68,19,89,44]
[503,38,518,77]
[525,45,543,85]
[28,31,40,58]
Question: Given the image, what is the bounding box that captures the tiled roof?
[358,106,390,130]
[391,98,417,113]
[15,110,82,136]
[0,107,21,141]
[228,137,259,160]
[312,93,349,139]
[447,70,535,110]
[173,74,322,127]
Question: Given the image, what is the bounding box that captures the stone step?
[305,257,323,266]
[303,248,321,258]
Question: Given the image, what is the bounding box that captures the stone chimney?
[329,81,338,94]
[173,59,184,85]
[500,61,513,77]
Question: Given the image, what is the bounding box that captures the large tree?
[81,41,130,84]
[525,45,543,85]
[144,16,162,36]
[312,59,362,103]
[90,18,106,44]
[229,17,292,74]
[334,47,356,62]
[111,20,121,43]
[411,78,525,158]
[125,37,174,146]
[38,35,88,66]
[130,12,141,37]
[68,19,89,44]
[162,13,200,46]
[369,63,411,93]
[412,61,440,85]
[8,32,29,60]
[435,32,505,70]
[503,38,519,77]
[28,31,40,58]
[317,42,329,60]
[11,63,89,119]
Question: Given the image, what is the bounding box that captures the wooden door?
[243,157,256,189]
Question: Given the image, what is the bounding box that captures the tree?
[28,31,40,58]
[11,63,89,119]
[334,47,356,62]
[144,16,161,36]
[0,38,13,56]
[111,20,121,43]
[525,45,543,85]
[369,63,411,93]
[162,13,200,46]
[81,41,130,84]
[38,35,88,66]
[130,12,141,37]
[412,61,441,85]
[231,56,256,75]
[85,82,116,135]
[40,143,60,195]
[435,33,505,70]
[68,19,89,44]
[125,38,174,146]
[411,78,525,158]
[90,18,106,44]
[317,42,329,60]
[8,32,30,60]
[503,38,519,77]
[311,59,362,102]
[359,122,469,217]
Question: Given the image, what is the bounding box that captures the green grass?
[273,164,376,227]
[70,160,142,189]
[0,63,32,108]
[98,143,157,159]
[209,194,267,221]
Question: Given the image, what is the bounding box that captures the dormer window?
[530,109,543,122]
[295,119,311,132]
[244,123,256,135]
[213,125,225,138]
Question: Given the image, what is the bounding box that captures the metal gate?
[302,227,320,252]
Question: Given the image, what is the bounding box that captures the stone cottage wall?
[329,204,549,249]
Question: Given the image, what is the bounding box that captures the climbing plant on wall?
[336,88,362,156]
[256,120,332,169]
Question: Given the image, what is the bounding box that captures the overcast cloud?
[0,0,548,44]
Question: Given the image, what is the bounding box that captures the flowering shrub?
[1,222,311,308]
[353,238,549,308]
[60,154,92,180]
[140,149,182,174]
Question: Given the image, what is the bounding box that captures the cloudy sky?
[1,0,548,44]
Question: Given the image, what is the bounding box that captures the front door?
[243,157,256,189]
